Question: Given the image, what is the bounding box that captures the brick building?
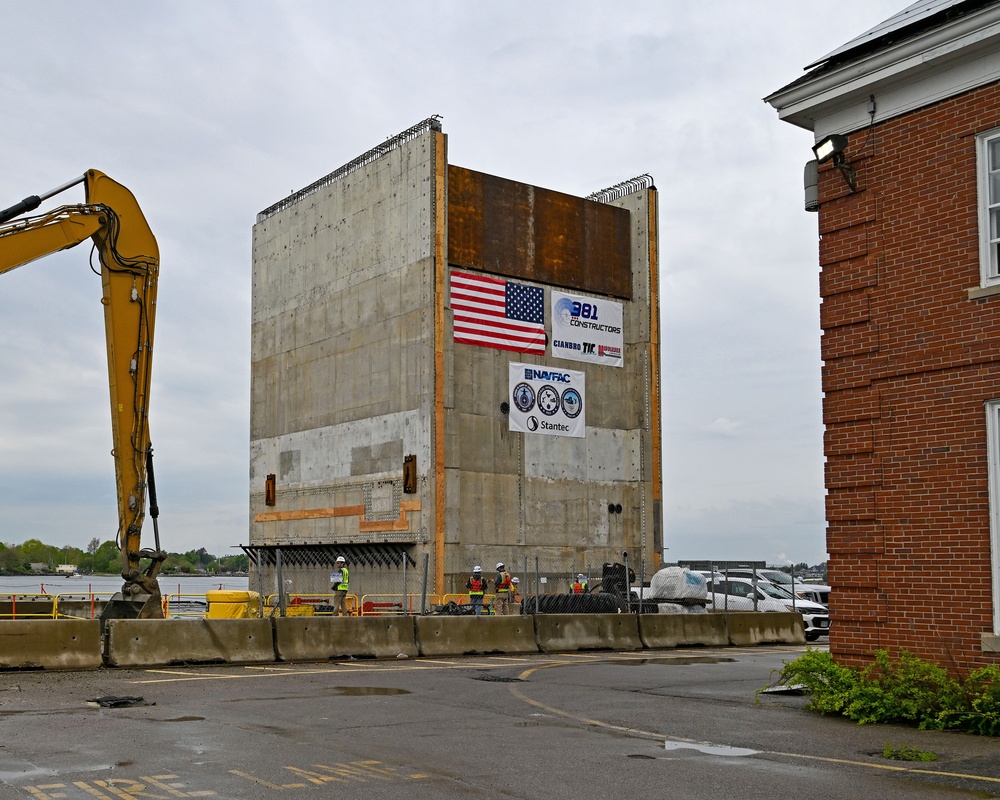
[767,0,1000,668]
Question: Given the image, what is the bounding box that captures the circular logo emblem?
[512,382,535,413]
[554,297,575,328]
[561,388,582,418]
[526,415,539,431]
[537,385,561,416]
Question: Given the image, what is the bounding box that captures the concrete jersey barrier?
[273,616,418,661]
[0,619,102,670]
[8,611,813,671]
[415,615,540,657]
[534,613,642,653]
[722,611,805,645]
[104,618,275,667]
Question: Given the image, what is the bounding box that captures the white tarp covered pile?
[649,567,708,614]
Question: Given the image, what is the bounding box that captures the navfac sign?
[508,362,586,438]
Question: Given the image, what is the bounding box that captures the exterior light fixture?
[811,133,857,192]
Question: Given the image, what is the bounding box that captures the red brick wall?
[818,82,1000,670]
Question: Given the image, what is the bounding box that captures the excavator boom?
[0,170,165,620]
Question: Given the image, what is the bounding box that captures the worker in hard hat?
[493,562,513,616]
[330,556,350,616]
[571,573,588,594]
[466,565,487,616]
[510,576,522,608]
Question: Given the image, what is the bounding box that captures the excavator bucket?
[100,592,165,622]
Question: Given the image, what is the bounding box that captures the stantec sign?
[508,362,585,438]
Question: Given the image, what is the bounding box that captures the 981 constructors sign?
[508,362,586,438]
[551,290,623,367]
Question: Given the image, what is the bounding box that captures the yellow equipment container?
[205,590,261,619]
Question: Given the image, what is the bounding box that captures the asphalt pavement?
[2,643,999,799]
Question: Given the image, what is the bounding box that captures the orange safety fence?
[264,593,360,616]
[163,593,211,618]
[0,593,57,619]
[53,592,118,620]
[358,593,441,616]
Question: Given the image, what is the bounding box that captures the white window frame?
[977,128,1000,287]
[984,400,1000,633]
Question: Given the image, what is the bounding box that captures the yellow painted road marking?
[228,771,306,789]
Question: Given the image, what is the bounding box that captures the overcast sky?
[0,1,907,566]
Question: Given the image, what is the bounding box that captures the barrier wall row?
[0,612,806,670]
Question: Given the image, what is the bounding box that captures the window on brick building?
[977,129,1000,287]
[984,400,1000,633]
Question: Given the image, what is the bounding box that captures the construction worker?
[466,565,487,615]
[330,556,350,616]
[493,562,512,616]
[510,577,521,607]
[571,573,588,594]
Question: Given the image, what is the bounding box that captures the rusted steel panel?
[448,166,631,299]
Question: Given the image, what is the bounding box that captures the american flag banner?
[450,270,546,355]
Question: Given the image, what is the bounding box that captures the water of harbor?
[0,574,249,597]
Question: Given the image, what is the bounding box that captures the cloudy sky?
[0,1,907,566]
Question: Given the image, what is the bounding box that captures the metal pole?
[623,551,631,613]
[276,548,285,617]
[522,556,528,616]
[402,553,408,614]
[255,550,264,618]
[420,553,430,615]
[534,556,540,616]
[639,547,646,610]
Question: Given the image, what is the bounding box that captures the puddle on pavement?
[663,739,757,757]
[163,716,205,722]
[328,686,410,697]
[608,656,736,666]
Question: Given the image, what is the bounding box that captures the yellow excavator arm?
[0,170,166,619]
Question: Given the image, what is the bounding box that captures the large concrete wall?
[250,132,438,562]
[250,122,661,597]
[442,182,660,588]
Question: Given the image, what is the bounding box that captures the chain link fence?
[252,549,656,616]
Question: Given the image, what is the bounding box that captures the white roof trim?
[765,5,1000,134]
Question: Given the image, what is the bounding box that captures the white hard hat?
[496,562,505,570]
[473,565,482,572]
[578,574,586,580]
[512,577,520,584]
[336,556,346,563]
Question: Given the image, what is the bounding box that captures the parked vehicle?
[705,577,830,641]
[710,568,831,607]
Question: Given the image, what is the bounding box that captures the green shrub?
[771,650,1000,736]
[940,665,1000,736]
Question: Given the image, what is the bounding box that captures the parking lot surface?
[3,644,999,799]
